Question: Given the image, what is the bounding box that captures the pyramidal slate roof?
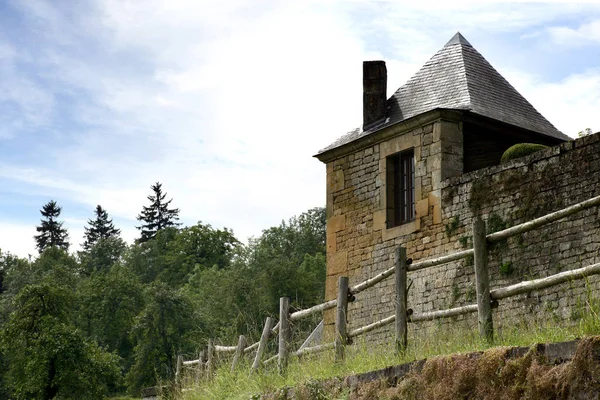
[317,32,569,155]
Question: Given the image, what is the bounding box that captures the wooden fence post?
[395,246,408,353]
[207,339,215,378]
[335,276,349,361]
[175,354,183,385]
[196,350,204,384]
[231,335,247,373]
[473,218,493,342]
[278,297,291,375]
[251,317,273,372]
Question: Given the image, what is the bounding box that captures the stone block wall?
[324,112,464,337]
[324,127,600,343]
[435,133,600,330]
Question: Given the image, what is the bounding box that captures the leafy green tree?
[125,227,179,284]
[83,205,121,251]
[2,247,78,300]
[126,282,196,394]
[246,207,326,310]
[34,200,69,253]
[157,223,241,287]
[77,264,144,375]
[136,182,181,243]
[169,223,240,270]
[125,222,240,287]
[0,284,121,399]
[0,259,4,295]
[578,127,593,137]
[0,246,82,400]
[184,264,262,342]
[79,237,127,274]
[0,250,34,326]
[1,203,327,395]
[0,248,85,398]
[182,207,326,346]
[0,352,9,400]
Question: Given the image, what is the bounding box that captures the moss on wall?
[501,143,548,163]
[469,178,493,215]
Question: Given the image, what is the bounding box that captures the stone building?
[314,33,600,340]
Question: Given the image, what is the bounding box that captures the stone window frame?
[373,132,422,241]
[386,149,416,228]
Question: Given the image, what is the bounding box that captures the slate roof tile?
[317,32,569,155]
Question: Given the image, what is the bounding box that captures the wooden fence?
[176,194,600,384]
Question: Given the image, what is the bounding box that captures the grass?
[177,294,600,400]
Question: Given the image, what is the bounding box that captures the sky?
[1,0,600,258]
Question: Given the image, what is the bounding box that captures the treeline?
[0,182,326,398]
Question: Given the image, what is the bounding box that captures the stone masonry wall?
[435,132,600,333]
[324,128,600,344]
[324,112,464,338]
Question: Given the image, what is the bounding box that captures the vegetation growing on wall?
[468,158,565,228]
[485,213,517,277]
[486,213,508,235]
[354,337,600,400]
[469,178,493,215]
[444,216,460,238]
[500,143,548,163]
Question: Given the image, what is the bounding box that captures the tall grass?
[179,289,600,400]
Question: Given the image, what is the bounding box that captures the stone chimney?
[363,61,387,129]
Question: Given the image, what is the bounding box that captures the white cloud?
[0,40,55,137]
[0,222,37,259]
[1,0,370,249]
[503,67,600,136]
[2,0,600,257]
[548,19,600,45]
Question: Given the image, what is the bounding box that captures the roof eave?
[463,111,572,143]
[314,109,462,163]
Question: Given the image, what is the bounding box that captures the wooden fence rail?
[245,342,259,353]
[487,195,600,243]
[214,345,237,353]
[491,262,600,300]
[178,193,600,381]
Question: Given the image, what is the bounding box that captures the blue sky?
[1,0,600,258]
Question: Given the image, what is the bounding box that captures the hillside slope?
[261,337,600,400]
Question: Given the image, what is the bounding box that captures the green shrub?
[501,143,548,163]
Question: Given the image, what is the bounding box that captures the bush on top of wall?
[501,143,548,163]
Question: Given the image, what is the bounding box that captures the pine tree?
[34,200,69,253]
[82,205,121,251]
[136,182,181,243]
